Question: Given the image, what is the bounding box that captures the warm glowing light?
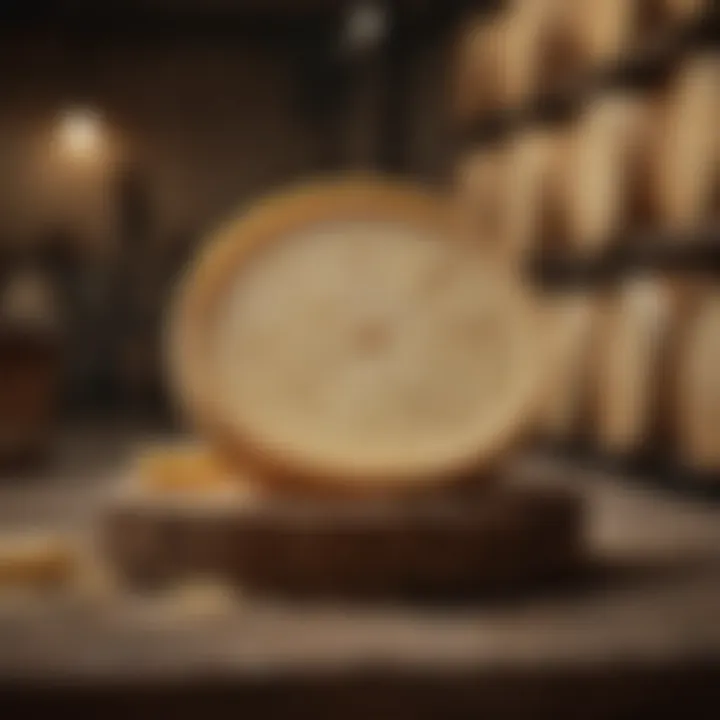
[55,107,104,158]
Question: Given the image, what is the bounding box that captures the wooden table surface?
[0,430,718,717]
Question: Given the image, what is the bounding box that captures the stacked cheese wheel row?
[456,52,719,261]
[455,0,711,125]
[456,2,718,480]
[539,279,720,478]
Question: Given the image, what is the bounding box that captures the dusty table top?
[0,432,718,714]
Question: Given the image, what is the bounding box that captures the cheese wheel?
[564,95,654,256]
[454,15,509,123]
[655,54,720,231]
[169,179,548,494]
[457,131,572,261]
[537,294,599,440]
[510,127,571,257]
[595,277,677,455]
[677,287,720,474]
[572,0,676,66]
[503,0,583,105]
[455,145,510,252]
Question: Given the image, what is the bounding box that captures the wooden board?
[102,481,584,598]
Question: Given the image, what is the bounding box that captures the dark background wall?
[0,2,462,253]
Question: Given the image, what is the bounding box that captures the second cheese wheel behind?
[594,277,679,456]
[677,286,720,475]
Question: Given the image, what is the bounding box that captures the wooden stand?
[103,481,584,599]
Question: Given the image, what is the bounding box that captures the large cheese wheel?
[537,295,599,440]
[595,277,677,455]
[169,179,548,494]
[677,286,720,474]
[563,95,654,256]
[655,54,720,232]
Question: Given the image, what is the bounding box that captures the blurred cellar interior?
[0,0,718,715]
[0,0,471,441]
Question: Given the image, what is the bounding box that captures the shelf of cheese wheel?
[103,178,587,596]
[526,53,717,285]
[454,0,715,145]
